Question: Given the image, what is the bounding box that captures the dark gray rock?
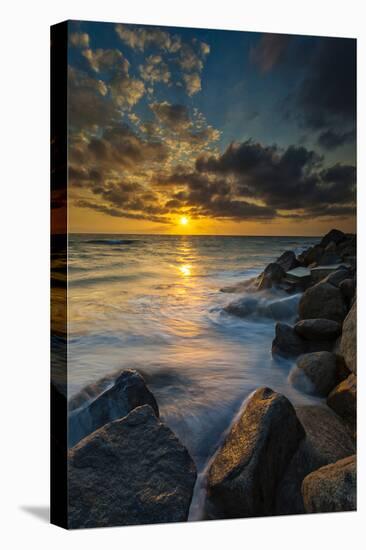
[302,455,356,513]
[276,406,355,515]
[298,245,324,267]
[207,387,305,518]
[69,369,159,447]
[340,301,356,374]
[292,352,342,397]
[299,281,347,323]
[318,252,342,266]
[257,262,285,290]
[272,323,308,358]
[323,268,351,287]
[339,278,356,302]
[327,373,356,432]
[294,318,341,341]
[320,229,346,248]
[68,405,197,528]
[276,250,300,272]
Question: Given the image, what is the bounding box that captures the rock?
[299,281,347,323]
[276,406,355,514]
[69,369,159,447]
[257,262,285,290]
[339,278,356,301]
[276,250,300,272]
[325,241,337,253]
[299,245,324,267]
[327,374,356,431]
[323,268,351,287]
[294,318,341,341]
[272,323,308,358]
[292,352,342,397]
[207,387,305,518]
[320,229,346,248]
[337,235,356,261]
[302,455,356,513]
[340,301,356,373]
[68,405,197,528]
[318,252,342,266]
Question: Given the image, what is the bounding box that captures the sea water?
[67,234,321,518]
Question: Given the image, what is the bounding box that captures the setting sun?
[180,216,189,226]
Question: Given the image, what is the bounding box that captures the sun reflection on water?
[179,264,192,277]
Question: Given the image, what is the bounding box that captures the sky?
[66,20,356,235]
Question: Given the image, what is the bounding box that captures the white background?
[1,0,365,548]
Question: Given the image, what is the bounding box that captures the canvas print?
[51,20,356,529]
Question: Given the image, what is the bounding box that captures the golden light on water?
[179,264,192,277]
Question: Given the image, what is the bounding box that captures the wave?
[224,291,301,322]
[85,238,140,245]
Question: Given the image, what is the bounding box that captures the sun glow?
[180,216,189,226]
[179,264,192,277]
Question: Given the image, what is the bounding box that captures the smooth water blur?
[68,234,320,514]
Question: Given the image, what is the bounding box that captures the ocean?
[67,233,322,518]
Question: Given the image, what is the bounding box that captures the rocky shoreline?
[67,228,356,528]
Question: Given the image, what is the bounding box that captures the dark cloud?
[150,101,191,131]
[195,139,355,215]
[317,128,355,150]
[250,34,291,72]
[294,38,356,132]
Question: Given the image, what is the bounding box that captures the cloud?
[68,67,117,129]
[317,128,355,150]
[139,55,171,84]
[115,24,181,53]
[196,139,355,216]
[150,101,191,131]
[69,32,90,49]
[250,33,291,72]
[293,38,356,132]
[183,73,202,96]
[82,48,128,73]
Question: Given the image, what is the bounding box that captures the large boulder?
[276,406,355,515]
[294,318,341,341]
[69,369,159,447]
[327,373,356,432]
[292,352,343,397]
[68,405,197,528]
[207,387,305,518]
[272,323,333,359]
[276,250,300,272]
[339,278,356,302]
[272,323,308,358]
[257,263,285,290]
[323,268,351,288]
[299,281,347,323]
[320,229,346,248]
[298,245,324,267]
[340,301,356,373]
[302,455,356,513]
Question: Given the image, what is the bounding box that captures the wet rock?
[323,268,351,287]
[68,405,197,528]
[339,278,356,302]
[207,387,305,518]
[298,245,324,267]
[318,252,342,266]
[69,369,159,447]
[276,250,300,272]
[272,323,308,358]
[320,229,346,248]
[340,301,356,373]
[299,281,347,323]
[257,262,285,290]
[294,318,341,341]
[302,455,356,513]
[293,352,341,397]
[327,374,356,432]
[276,406,355,515]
